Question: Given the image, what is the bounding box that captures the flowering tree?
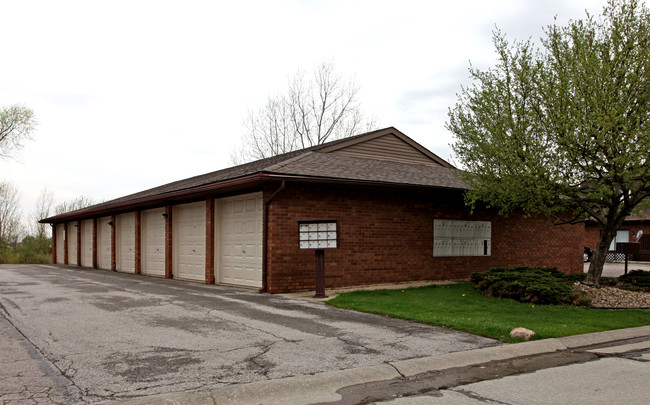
[448,0,650,285]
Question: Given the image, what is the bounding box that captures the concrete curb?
[556,324,650,349]
[390,338,566,378]
[119,325,650,405]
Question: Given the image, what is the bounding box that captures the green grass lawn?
[326,283,650,342]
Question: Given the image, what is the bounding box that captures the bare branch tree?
[54,195,98,215]
[0,105,37,159]
[235,61,376,163]
[0,180,24,246]
[31,188,54,239]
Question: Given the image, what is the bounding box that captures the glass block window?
[433,219,491,257]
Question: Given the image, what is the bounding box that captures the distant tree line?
[0,181,98,264]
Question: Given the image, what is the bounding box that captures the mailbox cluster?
[299,221,338,249]
[433,219,492,257]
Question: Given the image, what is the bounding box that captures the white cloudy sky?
[1,0,608,224]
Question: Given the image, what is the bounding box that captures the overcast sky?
[1,0,609,225]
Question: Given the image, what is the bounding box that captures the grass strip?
[327,283,650,342]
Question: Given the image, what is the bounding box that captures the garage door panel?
[142,208,165,276]
[116,213,135,273]
[245,198,257,212]
[56,224,65,264]
[173,202,206,281]
[80,220,93,267]
[245,220,257,234]
[219,192,262,288]
[97,217,111,270]
[67,222,78,265]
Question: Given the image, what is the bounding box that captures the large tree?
[234,61,376,163]
[447,0,650,285]
[0,180,24,246]
[0,105,36,159]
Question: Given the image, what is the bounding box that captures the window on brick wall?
[433,219,491,257]
[608,229,629,251]
[606,229,630,261]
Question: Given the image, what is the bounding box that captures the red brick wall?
[628,225,650,243]
[266,184,584,293]
[583,224,601,251]
[583,223,650,251]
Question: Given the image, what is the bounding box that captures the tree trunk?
[585,225,618,285]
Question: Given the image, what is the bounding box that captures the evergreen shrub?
[471,266,586,306]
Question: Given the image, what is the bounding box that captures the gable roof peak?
[314,126,453,168]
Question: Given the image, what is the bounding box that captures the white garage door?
[116,212,135,273]
[142,208,165,276]
[80,220,93,267]
[219,192,263,288]
[97,216,112,270]
[173,201,206,281]
[67,222,78,265]
[56,224,65,264]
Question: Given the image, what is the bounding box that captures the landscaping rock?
[573,282,650,308]
[510,327,535,340]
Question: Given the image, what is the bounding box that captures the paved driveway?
[0,264,499,403]
[584,261,650,277]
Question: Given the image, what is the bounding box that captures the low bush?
[567,269,650,292]
[617,270,650,292]
[471,266,586,306]
[0,237,52,264]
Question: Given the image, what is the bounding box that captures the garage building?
[41,127,583,293]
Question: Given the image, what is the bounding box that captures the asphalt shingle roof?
[41,128,466,222]
[265,152,467,189]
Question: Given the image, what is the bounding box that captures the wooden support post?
[51,224,57,264]
[92,218,98,269]
[76,220,82,266]
[64,223,69,265]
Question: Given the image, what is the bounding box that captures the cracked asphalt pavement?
[0,264,500,404]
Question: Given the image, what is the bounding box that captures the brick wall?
[584,223,650,251]
[627,225,650,243]
[266,184,584,293]
[583,224,601,252]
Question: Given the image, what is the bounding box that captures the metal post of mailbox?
[315,249,326,298]
[299,220,337,299]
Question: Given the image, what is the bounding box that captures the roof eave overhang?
[263,173,469,192]
[41,172,468,224]
[40,173,271,223]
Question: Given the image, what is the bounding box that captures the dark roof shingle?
[41,127,465,222]
[265,152,467,189]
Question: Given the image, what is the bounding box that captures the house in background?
[583,208,650,262]
[41,127,584,293]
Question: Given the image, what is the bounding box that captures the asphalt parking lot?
[584,260,650,277]
[0,264,499,404]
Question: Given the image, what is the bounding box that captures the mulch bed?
[573,282,650,309]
